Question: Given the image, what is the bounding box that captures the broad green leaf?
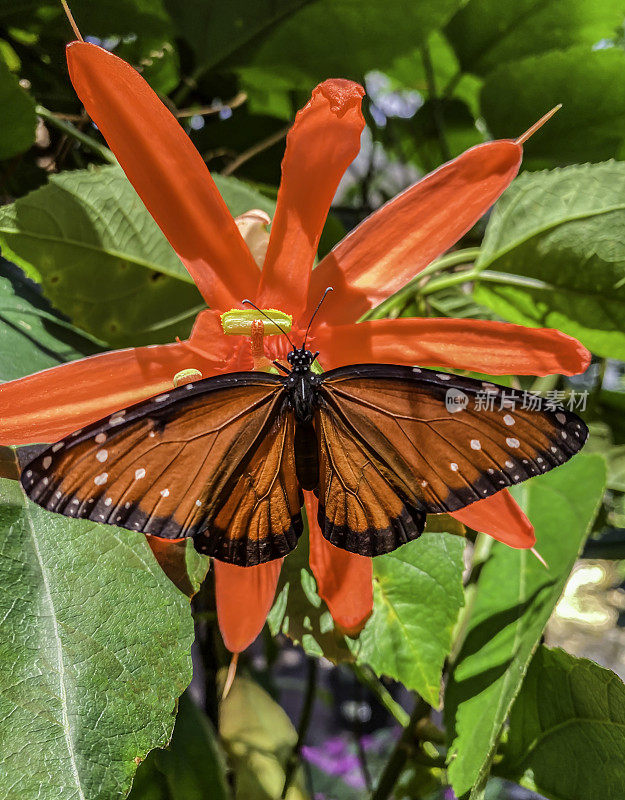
[267,522,352,664]
[0,477,195,799]
[0,167,273,348]
[500,646,625,800]
[445,454,606,798]
[237,0,464,91]
[0,266,103,381]
[164,0,309,70]
[480,47,625,165]
[129,693,231,800]
[445,0,625,76]
[351,533,466,707]
[0,56,36,160]
[220,675,308,800]
[474,161,625,359]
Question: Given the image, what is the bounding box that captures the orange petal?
[66,42,259,311]
[0,311,230,445]
[214,559,282,653]
[307,140,522,326]
[305,492,373,635]
[452,490,535,548]
[313,318,591,376]
[256,80,365,319]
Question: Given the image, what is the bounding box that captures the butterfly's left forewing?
[316,364,588,555]
[21,373,303,566]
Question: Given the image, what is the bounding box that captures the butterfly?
[20,297,588,566]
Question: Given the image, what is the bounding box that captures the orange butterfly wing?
[315,364,587,555]
[21,373,303,566]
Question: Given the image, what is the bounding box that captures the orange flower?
[0,43,590,653]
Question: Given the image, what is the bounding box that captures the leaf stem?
[417,268,552,298]
[281,656,318,798]
[351,663,410,727]
[36,106,117,165]
[361,247,481,321]
[371,695,432,800]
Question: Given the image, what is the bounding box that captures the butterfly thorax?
[282,346,321,424]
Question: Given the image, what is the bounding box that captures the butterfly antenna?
[303,286,333,349]
[241,299,295,348]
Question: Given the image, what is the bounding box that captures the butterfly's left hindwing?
[21,373,303,566]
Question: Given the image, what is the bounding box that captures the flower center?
[220,307,308,372]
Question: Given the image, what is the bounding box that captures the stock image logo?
[445,388,469,413]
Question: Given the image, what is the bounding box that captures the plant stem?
[371,695,431,800]
[36,106,117,165]
[361,247,481,321]
[417,268,551,298]
[222,125,289,176]
[351,663,410,727]
[281,656,318,798]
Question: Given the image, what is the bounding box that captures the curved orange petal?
[307,140,522,326]
[214,559,282,653]
[256,80,365,319]
[451,490,535,548]
[0,310,230,445]
[313,318,590,376]
[66,42,259,311]
[305,492,373,636]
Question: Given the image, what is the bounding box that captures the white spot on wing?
[154,394,170,402]
[506,437,520,448]
[94,473,108,486]
[96,449,108,463]
[109,412,125,426]
[556,412,566,424]
[160,488,170,498]
[505,460,514,468]
[95,433,106,444]
[503,414,515,426]
[135,468,146,480]
[437,373,452,381]
[52,442,64,452]
[450,462,459,471]
[470,439,481,450]
[104,497,112,506]
[42,456,52,470]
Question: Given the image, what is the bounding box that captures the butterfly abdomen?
[294,421,319,490]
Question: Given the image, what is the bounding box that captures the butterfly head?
[287,346,318,374]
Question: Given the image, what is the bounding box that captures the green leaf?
[0,56,36,160]
[480,47,625,165]
[0,477,195,799]
[445,0,625,76]
[0,266,103,381]
[500,646,625,800]
[445,454,606,798]
[164,0,310,70]
[129,693,231,800]
[220,675,308,800]
[0,167,273,348]
[473,161,625,359]
[236,0,465,91]
[351,533,466,707]
[267,523,353,664]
